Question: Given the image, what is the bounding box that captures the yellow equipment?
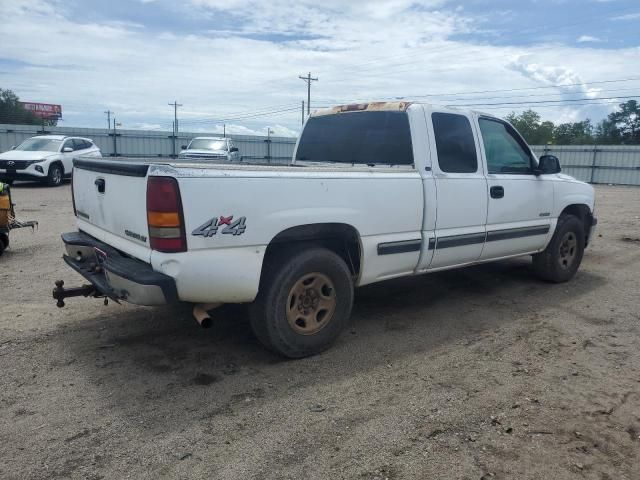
[0,183,38,256]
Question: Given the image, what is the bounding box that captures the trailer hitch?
[52,280,98,308]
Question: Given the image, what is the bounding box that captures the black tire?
[47,164,64,187]
[533,214,585,283]
[0,233,8,256]
[249,247,354,358]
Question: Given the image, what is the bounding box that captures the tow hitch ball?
[52,280,98,308]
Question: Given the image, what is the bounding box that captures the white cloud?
[577,35,601,43]
[0,0,638,132]
[612,12,640,20]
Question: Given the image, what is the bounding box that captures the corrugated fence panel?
[0,124,297,163]
[2,125,639,185]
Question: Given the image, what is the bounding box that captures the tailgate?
[72,159,152,262]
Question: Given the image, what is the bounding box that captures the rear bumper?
[61,231,178,305]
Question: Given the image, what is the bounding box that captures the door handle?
[94,178,105,194]
[490,185,504,199]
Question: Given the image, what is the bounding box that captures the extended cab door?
[426,108,488,269]
[476,116,553,259]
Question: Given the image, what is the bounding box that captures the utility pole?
[104,110,113,130]
[301,101,305,125]
[112,117,117,157]
[298,72,318,116]
[168,100,182,158]
[266,128,273,163]
[223,123,226,138]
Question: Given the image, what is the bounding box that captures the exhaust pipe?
[193,303,221,328]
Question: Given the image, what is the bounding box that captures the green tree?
[553,119,594,145]
[0,88,42,125]
[505,109,554,144]
[594,118,621,145]
[607,100,640,144]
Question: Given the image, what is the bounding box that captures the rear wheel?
[533,214,585,283]
[249,247,354,358]
[47,164,63,187]
[0,233,8,256]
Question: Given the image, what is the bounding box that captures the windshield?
[295,111,413,165]
[15,138,62,152]
[187,139,227,151]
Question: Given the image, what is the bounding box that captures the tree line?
[0,88,58,126]
[506,100,640,145]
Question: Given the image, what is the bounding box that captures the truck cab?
[178,137,240,162]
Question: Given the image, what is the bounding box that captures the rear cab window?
[295,111,414,166]
[431,112,478,173]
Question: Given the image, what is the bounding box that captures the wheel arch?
[47,159,65,174]
[559,203,592,245]
[263,222,363,281]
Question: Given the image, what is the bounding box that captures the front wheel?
[249,247,354,358]
[533,214,585,283]
[46,164,63,187]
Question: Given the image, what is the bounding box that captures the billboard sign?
[19,102,62,119]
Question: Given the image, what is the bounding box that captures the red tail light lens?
[146,176,186,253]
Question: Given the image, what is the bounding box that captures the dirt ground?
[0,182,638,480]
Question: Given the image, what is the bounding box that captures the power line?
[177,106,300,125]
[405,77,640,99]
[178,103,299,123]
[448,95,640,108]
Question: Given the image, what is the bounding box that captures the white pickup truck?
[54,102,596,358]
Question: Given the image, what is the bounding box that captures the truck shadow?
[50,257,605,432]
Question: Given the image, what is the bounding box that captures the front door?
[427,109,488,269]
[60,139,76,174]
[476,117,553,260]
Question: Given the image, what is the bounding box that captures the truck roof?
[311,101,494,119]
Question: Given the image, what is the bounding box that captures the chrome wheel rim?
[286,272,336,335]
[558,231,577,270]
[52,168,62,184]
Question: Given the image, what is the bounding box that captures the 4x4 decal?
[192,215,247,237]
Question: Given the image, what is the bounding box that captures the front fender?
[553,182,595,217]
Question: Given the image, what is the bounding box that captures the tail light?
[146,176,187,253]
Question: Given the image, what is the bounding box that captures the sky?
[0,0,639,137]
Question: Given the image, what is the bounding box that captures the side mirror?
[10,145,16,150]
[63,146,74,153]
[181,145,187,150]
[536,155,561,175]
[229,147,239,152]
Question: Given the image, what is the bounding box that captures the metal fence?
[1,124,640,185]
[531,145,640,186]
[0,124,297,164]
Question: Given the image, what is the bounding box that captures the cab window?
[432,112,478,173]
[73,139,88,150]
[479,118,534,174]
